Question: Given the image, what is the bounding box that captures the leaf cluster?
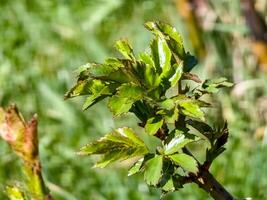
[66,21,233,195]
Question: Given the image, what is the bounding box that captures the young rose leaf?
[128,154,155,176]
[78,127,148,168]
[144,155,163,186]
[214,123,229,147]
[87,60,131,83]
[108,96,133,116]
[162,177,175,192]
[139,52,155,68]
[164,134,195,155]
[159,99,175,110]
[157,108,179,124]
[86,63,118,77]
[144,64,161,88]
[145,21,186,59]
[75,63,91,74]
[169,62,183,87]
[104,57,125,66]
[116,83,144,98]
[150,36,172,77]
[134,60,161,88]
[202,77,233,93]
[168,153,198,173]
[128,157,144,176]
[115,39,134,60]
[108,83,144,115]
[179,101,205,121]
[82,95,106,110]
[145,116,164,135]
[187,119,213,141]
[82,80,116,110]
[65,80,89,98]
[157,99,179,123]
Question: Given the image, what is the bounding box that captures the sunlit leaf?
[86,60,130,83]
[162,177,175,192]
[65,80,89,98]
[179,101,205,121]
[115,39,134,60]
[145,21,186,59]
[145,116,164,135]
[157,107,178,124]
[168,153,198,173]
[159,99,175,110]
[5,185,26,200]
[164,134,195,155]
[202,77,233,93]
[116,83,144,98]
[87,64,116,77]
[139,53,155,68]
[108,96,133,116]
[169,63,183,87]
[150,36,171,77]
[129,59,161,89]
[144,155,163,186]
[78,127,148,168]
[108,83,144,115]
[82,80,115,110]
[128,158,144,176]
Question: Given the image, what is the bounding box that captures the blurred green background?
[1,0,267,199]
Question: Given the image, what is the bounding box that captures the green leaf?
[108,96,133,116]
[78,127,148,168]
[179,101,205,121]
[87,60,130,83]
[187,119,213,141]
[144,155,163,186]
[116,83,144,99]
[150,36,171,77]
[206,123,229,162]
[5,186,26,200]
[202,77,233,93]
[128,158,144,176]
[145,116,164,135]
[87,63,119,77]
[130,59,161,89]
[157,107,179,124]
[164,134,195,155]
[145,65,161,88]
[159,99,175,110]
[82,80,114,110]
[162,177,175,192]
[169,62,183,87]
[65,80,89,98]
[139,53,155,68]
[145,21,186,59]
[75,63,91,74]
[115,39,134,60]
[108,83,144,115]
[168,153,198,173]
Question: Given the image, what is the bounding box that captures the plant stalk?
[23,159,52,200]
[192,168,234,200]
